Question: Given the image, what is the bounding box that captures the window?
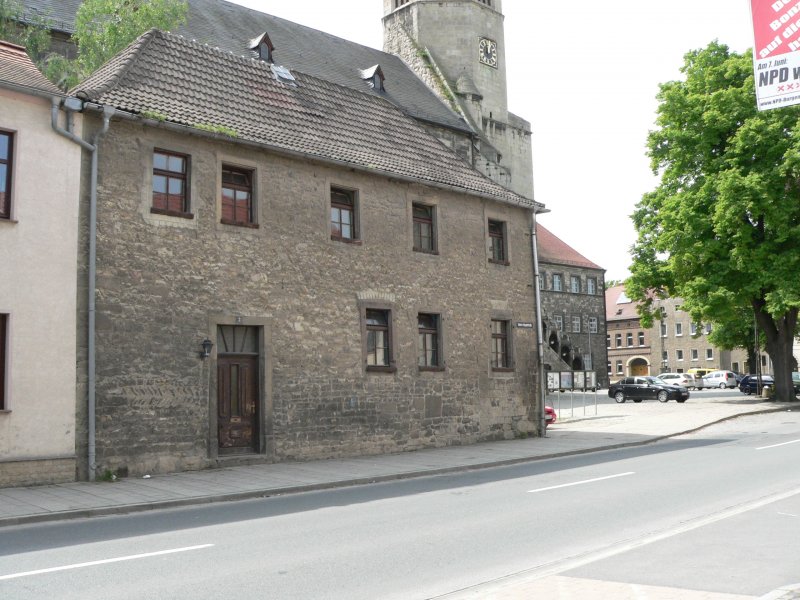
[676,349,684,361]
[616,360,623,374]
[626,332,633,346]
[366,309,392,369]
[660,322,667,337]
[0,314,5,409]
[221,165,255,226]
[488,220,507,264]
[152,150,190,216]
[675,323,683,336]
[331,187,359,241]
[706,349,713,360]
[607,361,612,375]
[705,323,712,334]
[418,313,441,368]
[732,361,740,372]
[615,333,622,347]
[555,315,563,331]
[572,316,581,333]
[690,323,698,335]
[491,319,511,370]
[570,276,581,293]
[606,334,611,348]
[662,351,668,361]
[638,331,645,346]
[675,304,682,312]
[0,131,12,219]
[587,277,597,295]
[691,349,699,361]
[552,274,562,291]
[589,317,598,334]
[413,203,436,253]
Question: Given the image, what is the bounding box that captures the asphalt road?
[1,410,798,599]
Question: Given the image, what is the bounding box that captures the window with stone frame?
[606,334,611,348]
[589,317,598,333]
[607,361,612,375]
[0,313,6,409]
[676,349,684,361]
[615,333,622,347]
[691,348,699,361]
[570,275,581,293]
[572,316,581,333]
[616,360,623,374]
[706,348,713,360]
[626,332,633,346]
[418,313,442,369]
[490,319,512,370]
[675,323,683,336]
[331,187,359,242]
[413,203,436,253]
[555,315,563,331]
[552,273,563,291]
[587,277,597,295]
[0,131,13,219]
[221,165,256,226]
[152,150,191,217]
[638,331,645,346]
[488,219,508,264]
[365,309,392,370]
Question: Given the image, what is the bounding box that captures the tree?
[628,41,800,401]
[0,0,52,59]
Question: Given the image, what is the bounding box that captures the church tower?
[383,0,533,199]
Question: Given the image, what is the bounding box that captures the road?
[1,409,798,599]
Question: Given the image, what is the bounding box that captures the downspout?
[51,98,115,481]
[530,210,547,437]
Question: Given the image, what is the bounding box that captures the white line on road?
[527,472,635,494]
[0,544,214,581]
[756,439,800,450]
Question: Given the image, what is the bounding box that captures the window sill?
[332,235,363,245]
[418,366,445,372]
[491,367,514,373]
[150,207,194,219]
[366,365,397,374]
[0,216,18,224]
[413,248,439,255]
[488,259,510,266]
[221,219,259,229]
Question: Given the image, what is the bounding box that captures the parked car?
[703,370,738,389]
[687,367,714,379]
[739,374,774,395]
[659,372,703,390]
[545,405,556,426]
[607,376,689,403]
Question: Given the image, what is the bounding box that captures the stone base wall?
[0,457,76,488]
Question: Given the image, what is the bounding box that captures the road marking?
[0,544,214,581]
[527,472,634,494]
[756,439,800,450]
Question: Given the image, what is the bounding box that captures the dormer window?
[248,32,274,63]
[360,64,385,93]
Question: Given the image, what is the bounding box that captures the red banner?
[751,0,800,109]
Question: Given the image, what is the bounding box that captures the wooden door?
[218,355,258,452]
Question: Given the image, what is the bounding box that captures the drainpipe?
[51,98,115,481]
[530,210,547,436]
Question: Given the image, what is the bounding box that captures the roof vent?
[359,64,385,92]
[248,32,274,63]
[270,64,297,86]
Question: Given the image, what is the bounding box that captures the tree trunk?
[754,301,798,402]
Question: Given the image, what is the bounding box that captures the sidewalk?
[0,394,789,528]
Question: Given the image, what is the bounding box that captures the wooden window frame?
[0,130,13,219]
[413,203,437,254]
[362,306,395,373]
[488,219,508,265]
[418,313,443,371]
[221,165,258,228]
[151,149,192,218]
[331,186,360,243]
[491,319,513,371]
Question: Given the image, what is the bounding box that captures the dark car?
[738,374,774,395]
[607,376,689,403]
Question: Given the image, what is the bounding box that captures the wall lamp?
[200,338,214,359]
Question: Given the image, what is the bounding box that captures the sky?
[229,1,756,281]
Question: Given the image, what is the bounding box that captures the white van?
[703,370,737,389]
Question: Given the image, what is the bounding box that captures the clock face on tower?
[478,37,498,68]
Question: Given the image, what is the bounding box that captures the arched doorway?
[628,357,650,376]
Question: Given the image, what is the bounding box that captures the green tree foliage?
[0,0,52,59]
[628,41,800,401]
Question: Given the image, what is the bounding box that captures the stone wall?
[82,119,541,477]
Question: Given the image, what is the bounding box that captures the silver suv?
[659,372,703,390]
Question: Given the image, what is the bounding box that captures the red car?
[545,405,557,426]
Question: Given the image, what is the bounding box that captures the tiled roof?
[605,284,640,321]
[537,223,603,270]
[18,0,472,135]
[0,40,61,95]
[74,30,538,209]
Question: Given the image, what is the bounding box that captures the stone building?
[64,29,546,477]
[606,285,751,380]
[537,224,607,387]
[0,41,82,485]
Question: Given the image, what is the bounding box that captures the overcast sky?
[230,1,755,281]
